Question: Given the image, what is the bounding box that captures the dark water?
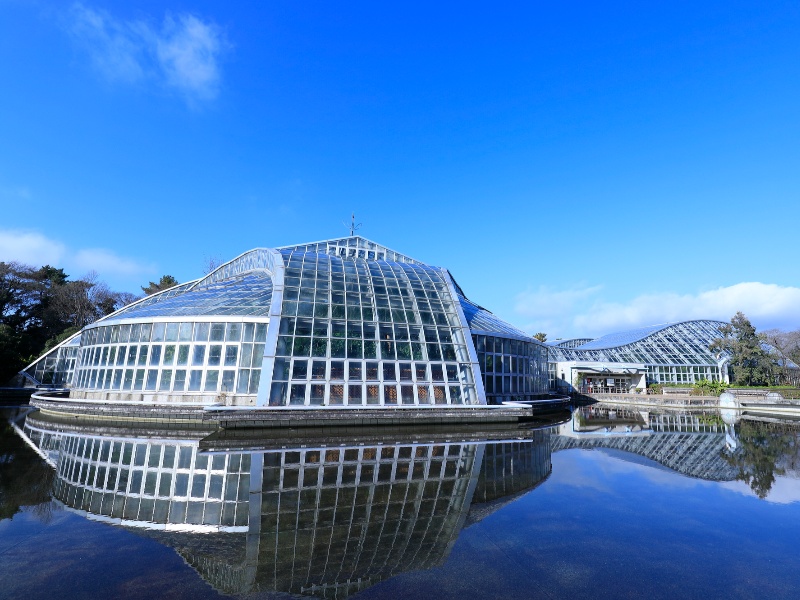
[2,404,800,600]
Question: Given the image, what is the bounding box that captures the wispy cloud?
[0,229,154,285]
[0,230,66,266]
[72,248,152,276]
[515,282,800,338]
[0,185,32,200]
[68,4,225,104]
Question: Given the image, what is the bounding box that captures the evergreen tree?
[0,261,137,384]
[710,312,774,386]
[142,275,179,295]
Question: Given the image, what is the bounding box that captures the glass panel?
[329,384,344,405]
[149,345,162,366]
[192,346,206,366]
[159,370,173,391]
[179,322,193,341]
[165,323,179,342]
[347,384,363,405]
[153,323,167,342]
[348,362,362,380]
[417,385,430,404]
[208,345,222,366]
[188,370,202,391]
[290,384,306,405]
[383,384,397,404]
[163,345,175,365]
[225,322,242,342]
[366,385,380,404]
[224,345,238,366]
[221,370,235,392]
[292,360,308,380]
[177,345,190,366]
[194,323,210,342]
[145,370,158,391]
[330,361,344,380]
[236,370,250,394]
[210,323,225,342]
[204,370,219,392]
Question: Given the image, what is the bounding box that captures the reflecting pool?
[2,403,800,599]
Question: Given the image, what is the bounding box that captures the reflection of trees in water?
[724,421,799,499]
[0,422,55,520]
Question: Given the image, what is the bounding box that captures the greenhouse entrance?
[583,376,631,394]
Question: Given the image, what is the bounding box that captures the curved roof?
[278,235,423,265]
[99,272,274,322]
[551,338,595,349]
[457,295,532,340]
[575,320,726,350]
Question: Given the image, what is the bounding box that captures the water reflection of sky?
[4,407,800,600]
[358,449,800,600]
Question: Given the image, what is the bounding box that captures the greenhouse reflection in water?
[22,414,553,597]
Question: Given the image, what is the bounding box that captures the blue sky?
[1,1,799,338]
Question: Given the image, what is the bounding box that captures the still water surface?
[2,404,800,599]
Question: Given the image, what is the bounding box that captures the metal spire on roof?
[344,212,362,237]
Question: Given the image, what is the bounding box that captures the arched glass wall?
[71,320,268,403]
[268,249,481,407]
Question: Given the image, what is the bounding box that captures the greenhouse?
[548,320,731,392]
[22,236,550,409]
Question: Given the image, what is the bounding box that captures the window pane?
[348,362,362,380]
[329,384,344,405]
[417,385,430,404]
[188,370,203,391]
[347,384,363,405]
[224,345,238,366]
[149,345,162,366]
[236,369,250,394]
[221,370,235,392]
[383,384,397,404]
[204,370,219,392]
[401,385,414,404]
[159,370,173,391]
[208,345,222,366]
[192,346,206,366]
[145,370,158,391]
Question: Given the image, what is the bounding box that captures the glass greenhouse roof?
[100,272,274,322]
[278,236,424,265]
[575,322,722,350]
[551,320,729,367]
[551,338,595,349]
[458,295,531,340]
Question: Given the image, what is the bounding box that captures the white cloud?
[156,15,222,101]
[515,282,800,338]
[73,248,153,276]
[515,285,603,319]
[70,4,147,84]
[0,230,66,266]
[68,4,225,104]
[0,229,153,283]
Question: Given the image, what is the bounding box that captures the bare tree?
[762,328,800,386]
[203,254,224,275]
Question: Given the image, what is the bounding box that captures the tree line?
[0,262,179,385]
[712,312,800,387]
